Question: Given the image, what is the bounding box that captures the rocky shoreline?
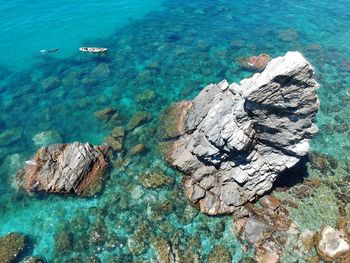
[2,51,349,262]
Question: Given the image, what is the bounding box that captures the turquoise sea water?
[0,0,350,262]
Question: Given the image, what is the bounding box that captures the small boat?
[79,47,108,53]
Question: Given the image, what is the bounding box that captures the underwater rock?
[316,225,349,261]
[138,169,174,189]
[233,201,297,261]
[41,76,60,91]
[89,220,107,246]
[278,28,299,42]
[104,136,123,152]
[32,130,63,147]
[126,111,151,131]
[91,63,110,79]
[258,195,281,211]
[207,245,232,263]
[94,107,119,124]
[111,126,125,139]
[21,256,47,263]
[238,54,271,71]
[242,218,271,245]
[127,221,151,256]
[0,232,28,263]
[164,51,319,215]
[255,248,279,263]
[129,144,146,155]
[136,89,157,103]
[308,151,338,172]
[297,229,315,253]
[0,128,22,146]
[18,142,108,196]
[150,237,174,263]
[55,230,74,254]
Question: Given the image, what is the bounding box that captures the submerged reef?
[17,142,108,196]
[164,51,319,215]
[0,232,28,263]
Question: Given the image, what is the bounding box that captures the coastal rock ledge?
[163,51,319,215]
[18,142,108,196]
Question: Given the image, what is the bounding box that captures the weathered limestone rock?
[316,225,350,261]
[18,142,108,196]
[164,52,319,215]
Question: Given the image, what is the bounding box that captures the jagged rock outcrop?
[18,142,108,196]
[163,51,319,215]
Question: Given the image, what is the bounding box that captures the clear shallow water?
[0,0,163,70]
[0,0,350,261]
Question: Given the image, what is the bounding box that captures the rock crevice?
[163,52,319,215]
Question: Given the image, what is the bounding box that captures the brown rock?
[129,144,146,155]
[150,237,174,263]
[104,136,123,152]
[94,107,118,123]
[18,142,108,196]
[256,248,279,263]
[207,245,232,263]
[136,89,157,104]
[298,229,315,253]
[238,54,271,71]
[315,225,350,261]
[161,101,193,140]
[308,152,338,172]
[111,126,125,138]
[259,195,281,211]
[138,170,173,189]
[126,111,151,131]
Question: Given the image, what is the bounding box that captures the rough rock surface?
[18,142,108,196]
[164,52,319,215]
[316,225,350,261]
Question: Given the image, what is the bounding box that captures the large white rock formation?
[164,51,319,215]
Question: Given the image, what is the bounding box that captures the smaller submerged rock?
[129,144,146,155]
[136,89,157,104]
[126,111,151,131]
[238,53,271,71]
[21,256,47,263]
[41,76,60,91]
[104,136,123,152]
[0,128,22,147]
[32,130,62,147]
[94,107,120,125]
[207,245,232,263]
[0,232,28,263]
[111,126,125,139]
[18,142,108,196]
[138,170,173,189]
[150,237,174,263]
